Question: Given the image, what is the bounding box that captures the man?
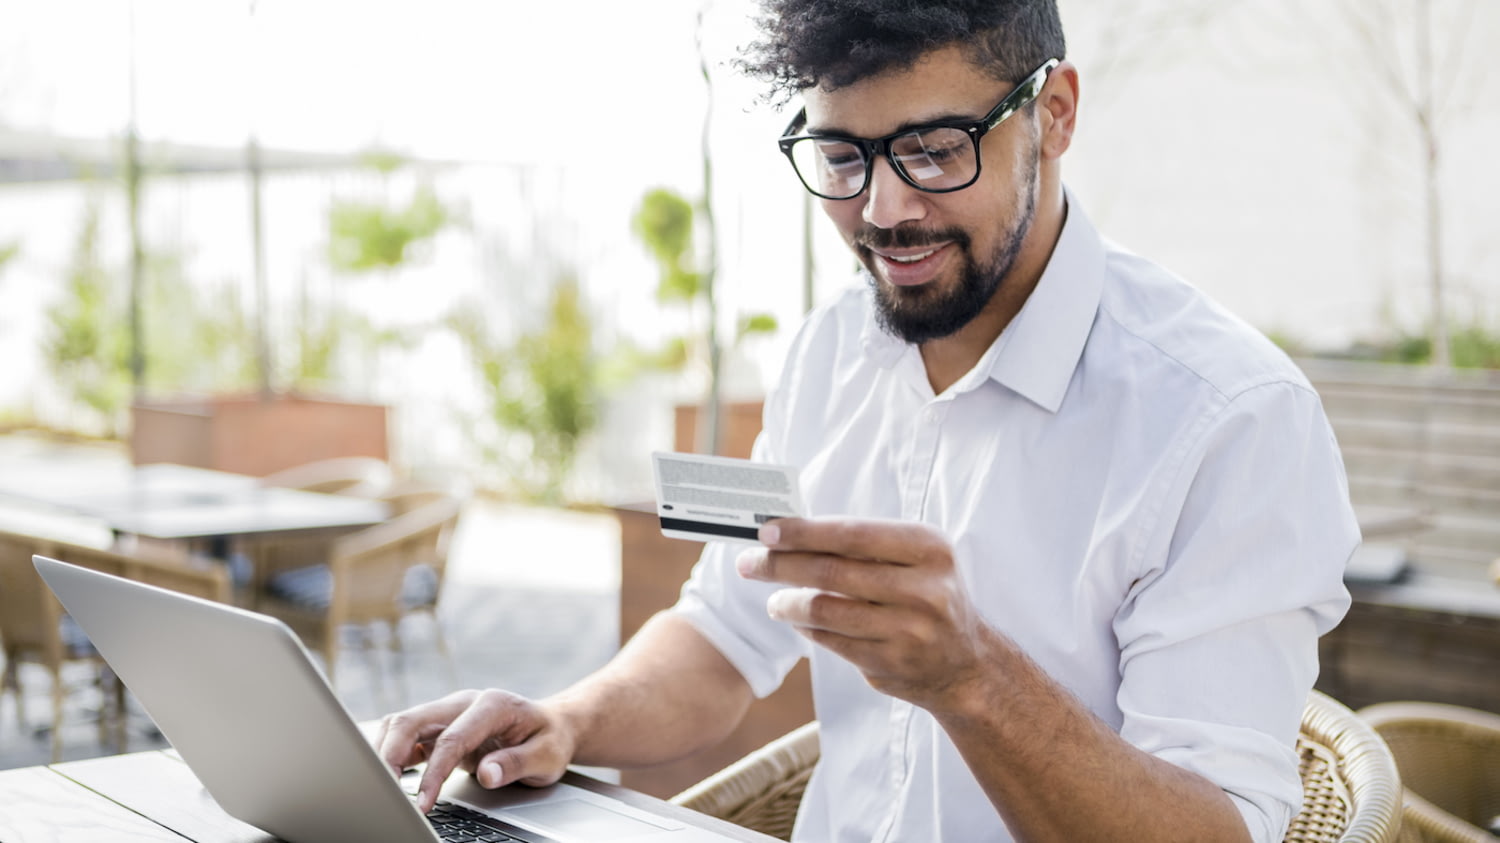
[378,2,1358,840]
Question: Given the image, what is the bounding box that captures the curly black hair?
[739,0,1065,102]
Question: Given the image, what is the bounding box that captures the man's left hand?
[736,517,995,711]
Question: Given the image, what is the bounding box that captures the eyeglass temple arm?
[781,107,808,140]
[982,58,1061,130]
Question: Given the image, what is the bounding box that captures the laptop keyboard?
[426,800,539,842]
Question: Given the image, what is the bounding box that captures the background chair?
[257,456,392,497]
[1359,701,1500,843]
[0,530,230,761]
[671,720,817,841]
[256,491,463,704]
[240,457,398,592]
[670,690,1403,843]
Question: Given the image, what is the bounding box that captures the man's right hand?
[373,688,576,814]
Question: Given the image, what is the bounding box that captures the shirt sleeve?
[1112,380,1356,842]
[667,386,812,699]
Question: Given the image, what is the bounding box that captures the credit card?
[651,451,804,542]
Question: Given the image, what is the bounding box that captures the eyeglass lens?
[790,127,977,199]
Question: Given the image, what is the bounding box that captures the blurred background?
[3,1,1500,818]
[1,0,1495,503]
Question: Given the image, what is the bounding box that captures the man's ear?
[1038,61,1079,160]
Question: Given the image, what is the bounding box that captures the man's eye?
[919,136,971,162]
[815,143,864,169]
[923,145,962,163]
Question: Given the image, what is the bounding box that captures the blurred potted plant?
[129,151,452,476]
[632,187,776,458]
[450,274,607,504]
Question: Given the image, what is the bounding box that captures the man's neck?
[919,184,1068,395]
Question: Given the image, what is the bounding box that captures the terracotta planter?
[672,399,764,459]
[130,394,389,477]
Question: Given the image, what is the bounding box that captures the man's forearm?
[935,628,1253,843]
[546,611,757,770]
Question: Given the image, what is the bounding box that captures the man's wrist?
[928,626,1032,727]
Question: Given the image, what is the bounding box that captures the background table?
[0,462,388,543]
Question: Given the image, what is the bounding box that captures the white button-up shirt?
[672,193,1356,843]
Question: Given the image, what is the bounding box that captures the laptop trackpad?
[507,799,668,838]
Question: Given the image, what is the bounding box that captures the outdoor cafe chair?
[670,690,1404,843]
[1359,701,1500,843]
[256,491,463,703]
[0,529,230,761]
[257,455,393,498]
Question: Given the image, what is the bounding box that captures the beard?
[858,152,1039,345]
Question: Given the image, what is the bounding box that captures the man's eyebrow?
[806,109,982,138]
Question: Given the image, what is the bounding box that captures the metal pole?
[125,0,145,400]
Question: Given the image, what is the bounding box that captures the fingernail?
[481,760,502,787]
[735,554,754,577]
[766,590,787,620]
[759,522,780,545]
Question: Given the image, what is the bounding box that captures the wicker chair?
[256,493,463,693]
[1358,701,1500,843]
[0,530,231,760]
[670,690,1402,843]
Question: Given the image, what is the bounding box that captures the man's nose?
[861,155,928,229]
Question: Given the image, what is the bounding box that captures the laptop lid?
[33,555,744,843]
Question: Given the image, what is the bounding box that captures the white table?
[0,462,388,542]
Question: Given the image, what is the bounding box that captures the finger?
[474,739,566,790]
[766,586,890,640]
[414,693,524,813]
[761,517,951,569]
[740,545,915,604]
[370,717,390,756]
[377,692,476,775]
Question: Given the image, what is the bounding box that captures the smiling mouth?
[886,249,938,264]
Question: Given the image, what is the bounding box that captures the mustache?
[854,224,970,252]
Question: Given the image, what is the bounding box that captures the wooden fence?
[1301,358,1500,577]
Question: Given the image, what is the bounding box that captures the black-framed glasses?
[777,58,1060,200]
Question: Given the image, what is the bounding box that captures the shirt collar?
[858,187,1106,412]
[984,189,1104,412]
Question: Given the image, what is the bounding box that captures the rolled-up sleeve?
[1113,380,1356,841]
[668,391,811,699]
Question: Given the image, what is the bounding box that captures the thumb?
[477,743,566,789]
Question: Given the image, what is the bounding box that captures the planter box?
[130,395,388,477]
[672,399,764,459]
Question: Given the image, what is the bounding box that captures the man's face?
[801,46,1042,344]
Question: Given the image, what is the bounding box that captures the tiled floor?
[0,433,623,770]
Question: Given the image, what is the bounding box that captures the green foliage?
[43,204,132,433]
[629,186,779,373]
[1326,321,1500,370]
[737,312,779,341]
[0,241,18,276]
[139,256,256,393]
[328,184,450,273]
[41,203,264,436]
[282,299,406,393]
[632,188,703,303]
[356,148,408,175]
[1378,325,1500,369]
[451,277,603,504]
[1451,325,1500,369]
[1263,329,1305,357]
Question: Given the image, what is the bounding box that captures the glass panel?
[892,129,975,189]
[793,138,868,198]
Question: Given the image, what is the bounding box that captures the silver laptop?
[34,554,750,843]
